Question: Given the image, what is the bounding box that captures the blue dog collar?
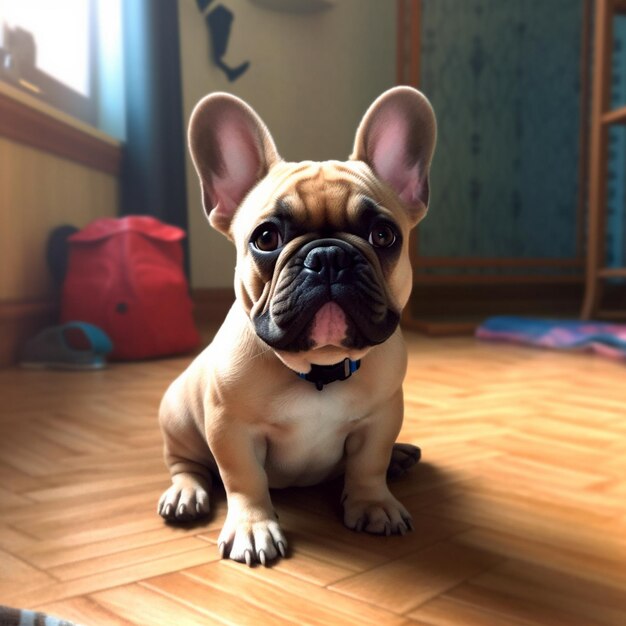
[298,358,361,391]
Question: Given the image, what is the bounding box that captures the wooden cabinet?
[397,0,593,333]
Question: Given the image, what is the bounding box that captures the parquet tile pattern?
[1,332,625,625]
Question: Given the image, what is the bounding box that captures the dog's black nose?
[303,245,352,278]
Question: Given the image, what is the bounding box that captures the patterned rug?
[477,316,626,360]
[0,605,82,626]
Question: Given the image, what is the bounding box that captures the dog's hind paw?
[387,442,421,480]
[343,491,413,536]
[158,473,211,522]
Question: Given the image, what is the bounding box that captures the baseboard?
[0,298,59,367]
[405,280,584,335]
[192,288,236,328]
[401,317,478,336]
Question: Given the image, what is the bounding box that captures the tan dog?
[158,86,436,566]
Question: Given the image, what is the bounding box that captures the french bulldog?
[158,86,436,566]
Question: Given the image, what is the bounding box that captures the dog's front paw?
[218,509,287,566]
[342,490,413,536]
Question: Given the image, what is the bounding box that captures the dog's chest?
[258,383,368,487]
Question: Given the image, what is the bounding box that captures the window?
[0,0,124,136]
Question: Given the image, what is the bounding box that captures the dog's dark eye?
[368,223,397,248]
[253,224,283,252]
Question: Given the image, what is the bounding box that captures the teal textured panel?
[419,0,582,261]
[607,16,626,270]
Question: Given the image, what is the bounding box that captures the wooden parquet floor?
[1,331,625,625]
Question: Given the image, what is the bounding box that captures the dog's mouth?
[310,302,348,347]
[252,239,400,352]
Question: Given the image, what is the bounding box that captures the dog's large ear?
[188,93,280,235]
[352,86,436,223]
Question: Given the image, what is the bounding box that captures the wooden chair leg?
[581,278,603,320]
[582,0,612,320]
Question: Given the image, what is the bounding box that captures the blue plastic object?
[19,322,114,370]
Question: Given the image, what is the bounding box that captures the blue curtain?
[121,0,189,273]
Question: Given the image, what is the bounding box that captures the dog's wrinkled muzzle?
[253,239,400,352]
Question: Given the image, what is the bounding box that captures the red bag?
[61,216,200,360]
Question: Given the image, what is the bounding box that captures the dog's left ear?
[352,86,436,223]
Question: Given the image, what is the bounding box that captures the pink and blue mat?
[476,316,626,360]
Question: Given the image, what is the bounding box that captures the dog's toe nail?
[218,542,226,558]
[398,523,407,536]
[164,504,173,517]
[277,541,287,558]
[385,522,391,537]
[355,518,365,533]
[244,550,253,567]
[177,503,187,517]
[259,549,267,566]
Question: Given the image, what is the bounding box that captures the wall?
[0,139,118,301]
[177,0,396,289]
[0,84,119,365]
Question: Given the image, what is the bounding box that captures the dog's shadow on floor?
[272,461,469,567]
[166,460,464,565]
[274,460,460,514]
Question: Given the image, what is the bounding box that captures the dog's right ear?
[352,86,436,225]
[188,93,280,236]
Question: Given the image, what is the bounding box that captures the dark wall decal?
[197,2,250,82]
